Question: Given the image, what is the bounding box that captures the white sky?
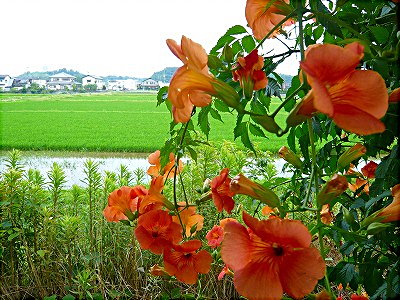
[0,0,299,78]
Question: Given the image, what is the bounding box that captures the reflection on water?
[0,151,151,188]
[0,151,292,189]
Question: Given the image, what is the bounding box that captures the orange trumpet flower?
[134,209,182,255]
[361,161,378,179]
[245,0,294,40]
[103,186,147,222]
[147,150,183,179]
[295,42,388,136]
[163,240,213,284]
[205,225,224,248]
[138,176,174,214]
[376,184,400,223]
[221,211,325,300]
[211,168,236,214]
[389,87,400,102]
[172,203,204,237]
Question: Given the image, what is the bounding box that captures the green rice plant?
[117,164,132,186]
[133,168,146,185]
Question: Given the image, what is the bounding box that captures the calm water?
[0,151,291,188]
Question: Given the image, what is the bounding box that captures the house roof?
[0,75,10,80]
[49,72,76,78]
[83,75,103,80]
[47,81,81,85]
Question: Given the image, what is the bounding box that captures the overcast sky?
[1,0,299,78]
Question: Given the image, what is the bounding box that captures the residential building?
[137,78,160,90]
[12,79,32,91]
[32,79,47,87]
[82,75,104,90]
[0,75,14,91]
[46,72,79,90]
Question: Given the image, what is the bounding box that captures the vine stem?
[298,4,332,294]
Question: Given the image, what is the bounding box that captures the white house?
[12,79,32,91]
[137,78,160,90]
[46,72,78,90]
[0,75,14,91]
[82,75,104,90]
[32,79,47,87]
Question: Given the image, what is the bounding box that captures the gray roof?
[83,75,103,80]
[47,81,80,85]
[0,75,10,80]
[49,72,76,78]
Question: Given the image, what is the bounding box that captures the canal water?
[0,151,291,188]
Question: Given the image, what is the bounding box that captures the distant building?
[46,72,79,90]
[12,79,32,91]
[106,79,138,91]
[32,79,47,87]
[0,75,14,91]
[137,78,160,90]
[82,75,104,90]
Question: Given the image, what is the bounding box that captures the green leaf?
[43,296,57,300]
[315,4,344,38]
[210,35,235,55]
[226,25,248,35]
[258,91,271,111]
[157,86,168,106]
[210,108,223,123]
[62,295,75,300]
[187,147,198,162]
[240,123,256,154]
[197,106,211,137]
[234,122,246,140]
[338,263,356,284]
[287,127,296,152]
[313,25,324,40]
[214,99,231,112]
[241,35,256,53]
[368,26,389,44]
[249,123,266,138]
[208,54,223,69]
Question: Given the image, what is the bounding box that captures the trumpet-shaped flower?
[138,176,170,214]
[376,184,400,223]
[163,240,213,284]
[233,50,268,98]
[211,168,236,214]
[245,0,294,40]
[320,204,334,225]
[205,225,224,248]
[172,203,204,237]
[134,209,182,255]
[103,186,147,222]
[147,150,184,178]
[296,42,388,135]
[167,36,213,123]
[221,211,325,300]
[389,87,400,102]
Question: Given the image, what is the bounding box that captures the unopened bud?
[230,174,280,208]
[317,174,348,206]
[212,80,243,111]
[338,144,366,170]
[251,115,281,134]
[222,43,233,62]
[278,146,302,169]
[342,206,355,225]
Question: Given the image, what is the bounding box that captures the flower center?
[272,243,284,256]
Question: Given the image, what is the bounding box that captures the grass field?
[0,92,288,153]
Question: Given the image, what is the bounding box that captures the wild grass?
[0,93,288,153]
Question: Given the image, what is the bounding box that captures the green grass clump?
[0,92,287,153]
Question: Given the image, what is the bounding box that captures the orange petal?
[330,70,388,119]
[181,35,208,71]
[279,248,326,299]
[166,39,186,63]
[194,250,213,274]
[301,43,363,85]
[309,77,334,116]
[242,211,312,248]
[389,87,400,102]
[172,103,194,123]
[221,221,252,271]
[189,90,212,107]
[234,262,283,300]
[332,104,385,135]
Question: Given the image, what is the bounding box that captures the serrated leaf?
[287,127,296,152]
[157,86,168,106]
[231,40,243,55]
[258,91,271,111]
[210,108,223,123]
[313,25,324,40]
[210,35,235,55]
[266,77,281,97]
[226,25,248,35]
[338,263,356,284]
[242,35,256,53]
[249,123,266,138]
[197,106,211,137]
[315,4,344,38]
[240,123,256,153]
[214,99,231,112]
[234,122,246,140]
[187,147,198,162]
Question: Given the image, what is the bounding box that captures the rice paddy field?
[0,92,287,153]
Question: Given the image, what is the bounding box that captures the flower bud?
[230,174,280,208]
[278,146,302,169]
[317,174,348,206]
[338,144,366,170]
[251,115,281,134]
[212,80,243,111]
[222,43,233,62]
[342,206,356,225]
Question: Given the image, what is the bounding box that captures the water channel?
[0,151,291,188]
